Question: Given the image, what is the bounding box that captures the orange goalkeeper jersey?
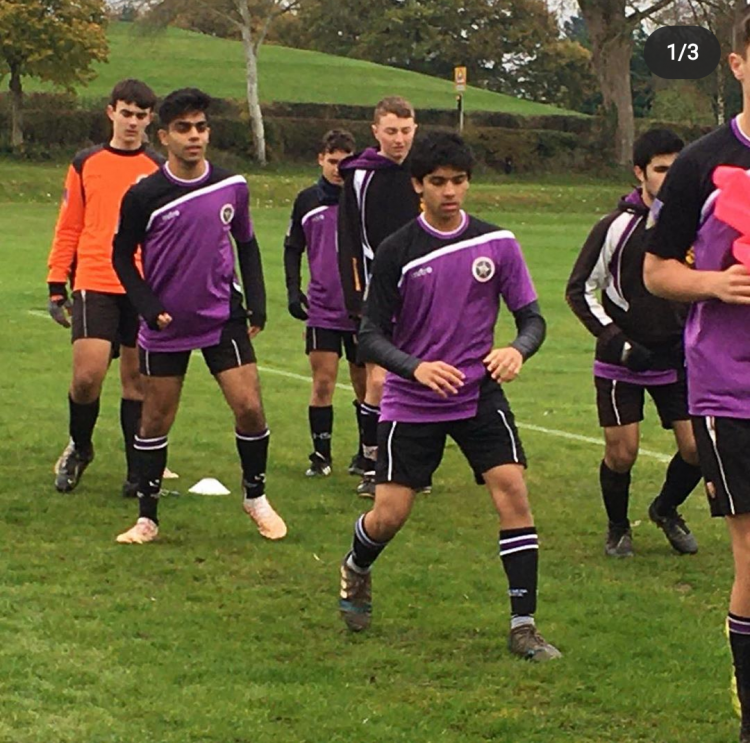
[47,144,163,294]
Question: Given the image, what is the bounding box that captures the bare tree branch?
[627,0,678,28]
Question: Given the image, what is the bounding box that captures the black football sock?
[729,614,750,732]
[309,405,333,460]
[120,398,142,480]
[134,435,167,524]
[354,400,364,458]
[348,514,390,571]
[600,460,631,528]
[653,453,702,514]
[236,428,269,499]
[360,403,380,471]
[69,394,99,452]
[499,527,539,625]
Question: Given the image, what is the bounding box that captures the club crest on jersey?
[472,257,495,283]
[220,203,235,225]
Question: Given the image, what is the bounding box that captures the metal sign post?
[454,66,467,132]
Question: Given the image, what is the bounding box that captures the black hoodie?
[336,146,421,316]
[565,188,687,371]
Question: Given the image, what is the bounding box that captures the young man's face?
[412,166,470,223]
[372,113,417,164]
[158,110,210,166]
[634,152,677,204]
[318,148,351,185]
[107,100,152,148]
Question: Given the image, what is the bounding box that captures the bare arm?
[644,253,750,305]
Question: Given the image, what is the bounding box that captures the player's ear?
[106,105,116,123]
[633,164,645,185]
[157,128,169,147]
[411,177,423,195]
[729,51,746,81]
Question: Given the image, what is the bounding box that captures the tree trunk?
[598,34,634,166]
[9,63,24,150]
[716,60,726,126]
[580,2,634,166]
[237,0,267,166]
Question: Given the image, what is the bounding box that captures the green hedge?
[0,93,599,170]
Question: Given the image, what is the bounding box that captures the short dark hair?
[109,79,157,110]
[319,129,355,154]
[734,6,750,56]
[158,88,212,128]
[373,96,415,124]
[410,130,475,182]
[632,128,684,170]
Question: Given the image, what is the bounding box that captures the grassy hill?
[27,22,581,117]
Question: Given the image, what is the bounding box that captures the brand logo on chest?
[412,266,433,279]
[161,209,181,223]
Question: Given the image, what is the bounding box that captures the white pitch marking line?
[21,309,674,464]
[256,364,673,464]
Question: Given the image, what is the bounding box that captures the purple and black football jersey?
[285,184,356,332]
[363,211,538,423]
[114,162,265,353]
[647,117,750,418]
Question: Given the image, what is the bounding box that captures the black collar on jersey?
[316,176,342,205]
[105,143,148,157]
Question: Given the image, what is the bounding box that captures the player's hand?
[248,325,262,339]
[413,361,465,398]
[711,264,750,304]
[288,292,308,321]
[484,347,523,383]
[156,313,172,330]
[48,294,72,328]
[622,341,654,372]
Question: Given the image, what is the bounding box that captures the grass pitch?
[0,165,736,742]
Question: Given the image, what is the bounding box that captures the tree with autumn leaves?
[0,0,108,149]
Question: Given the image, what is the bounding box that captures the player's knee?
[494,484,532,522]
[311,378,335,406]
[605,443,637,472]
[121,372,143,400]
[235,402,265,433]
[679,441,700,467]
[71,371,103,402]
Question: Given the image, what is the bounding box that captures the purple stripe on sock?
[729,617,750,635]
[500,537,538,551]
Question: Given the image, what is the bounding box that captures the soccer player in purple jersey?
[337,131,561,661]
[112,88,286,544]
[337,96,422,496]
[284,130,367,477]
[644,12,750,740]
[566,128,702,558]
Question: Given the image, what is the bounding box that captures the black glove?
[287,292,308,321]
[622,342,654,372]
[48,282,72,328]
[596,325,654,371]
[248,307,267,330]
[595,325,627,365]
